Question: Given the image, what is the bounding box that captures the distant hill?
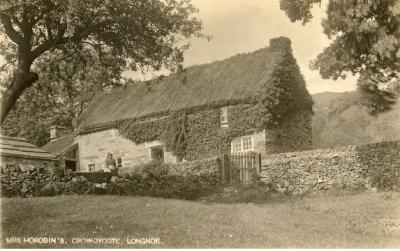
[311,91,400,149]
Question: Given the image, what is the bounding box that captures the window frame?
[151,146,165,163]
[88,163,96,172]
[220,107,229,128]
[230,136,254,154]
[116,157,122,168]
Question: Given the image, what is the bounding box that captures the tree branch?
[31,29,69,60]
[0,13,24,45]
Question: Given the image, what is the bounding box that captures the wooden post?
[221,154,230,184]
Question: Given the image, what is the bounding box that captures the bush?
[1,160,221,200]
[64,176,96,195]
[106,162,219,200]
[40,182,66,196]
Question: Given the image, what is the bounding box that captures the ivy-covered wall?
[112,102,311,162]
[265,111,312,154]
[185,108,229,161]
[117,118,167,144]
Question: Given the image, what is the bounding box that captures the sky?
[127,0,358,94]
[0,1,358,94]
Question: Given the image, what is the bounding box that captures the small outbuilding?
[0,135,58,171]
[42,126,79,172]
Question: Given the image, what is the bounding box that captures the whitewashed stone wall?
[76,128,177,172]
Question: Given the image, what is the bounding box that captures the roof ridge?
[0,136,28,142]
[76,37,294,130]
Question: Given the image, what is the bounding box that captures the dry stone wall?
[164,157,221,177]
[0,156,57,171]
[260,141,400,194]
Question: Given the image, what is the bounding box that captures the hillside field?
[1,193,400,248]
[312,92,400,148]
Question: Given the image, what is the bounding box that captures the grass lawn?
[1,192,400,248]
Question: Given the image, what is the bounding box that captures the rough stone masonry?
[260,141,400,194]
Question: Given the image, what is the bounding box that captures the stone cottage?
[74,37,314,172]
[42,126,79,172]
[0,135,58,171]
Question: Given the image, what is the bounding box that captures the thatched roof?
[0,136,57,161]
[77,37,302,132]
[42,135,76,156]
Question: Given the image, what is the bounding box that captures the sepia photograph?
[0,0,399,248]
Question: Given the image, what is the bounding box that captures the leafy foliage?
[105,161,220,200]
[0,51,113,145]
[107,172,218,200]
[161,111,187,160]
[256,37,313,127]
[116,118,167,145]
[185,108,229,160]
[279,0,400,113]
[1,160,219,199]
[358,74,397,115]
[0,0,204,123]
[280,0,321,24]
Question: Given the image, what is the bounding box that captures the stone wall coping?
[262,140,400,164]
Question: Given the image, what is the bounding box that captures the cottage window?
[231,136,254,153]
[88,163,96,172]
[220,107,228,128]
[116,157,122,168]
[231,139,242,153]
[151,147,164,163]
[242,137,253,151]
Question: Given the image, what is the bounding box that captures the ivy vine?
[161,111,187,160]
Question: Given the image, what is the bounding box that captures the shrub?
[106,162,219,200]
[40,182,66,196]
[1,159,221,200]
[64,176,96,195]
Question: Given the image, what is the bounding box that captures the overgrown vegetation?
[116,118,167,144]
[0,162,220,200]
[256,37,313,127]
[105,161,219,200]
[161,111,187,160]
[280,0,400,113]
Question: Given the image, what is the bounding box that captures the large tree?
[280,0,400,113]
[0,0,203,124]
[0,49,126,146]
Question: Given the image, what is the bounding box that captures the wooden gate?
[221,152,261,184]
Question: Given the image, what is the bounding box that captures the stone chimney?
[50,125,69,141]
[270,36,292,52]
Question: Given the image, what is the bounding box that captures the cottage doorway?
[65,160,77,172]
[151,147,164,163]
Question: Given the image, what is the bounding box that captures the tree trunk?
[0,70,38,124]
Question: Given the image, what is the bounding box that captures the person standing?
[104,153,117,176]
